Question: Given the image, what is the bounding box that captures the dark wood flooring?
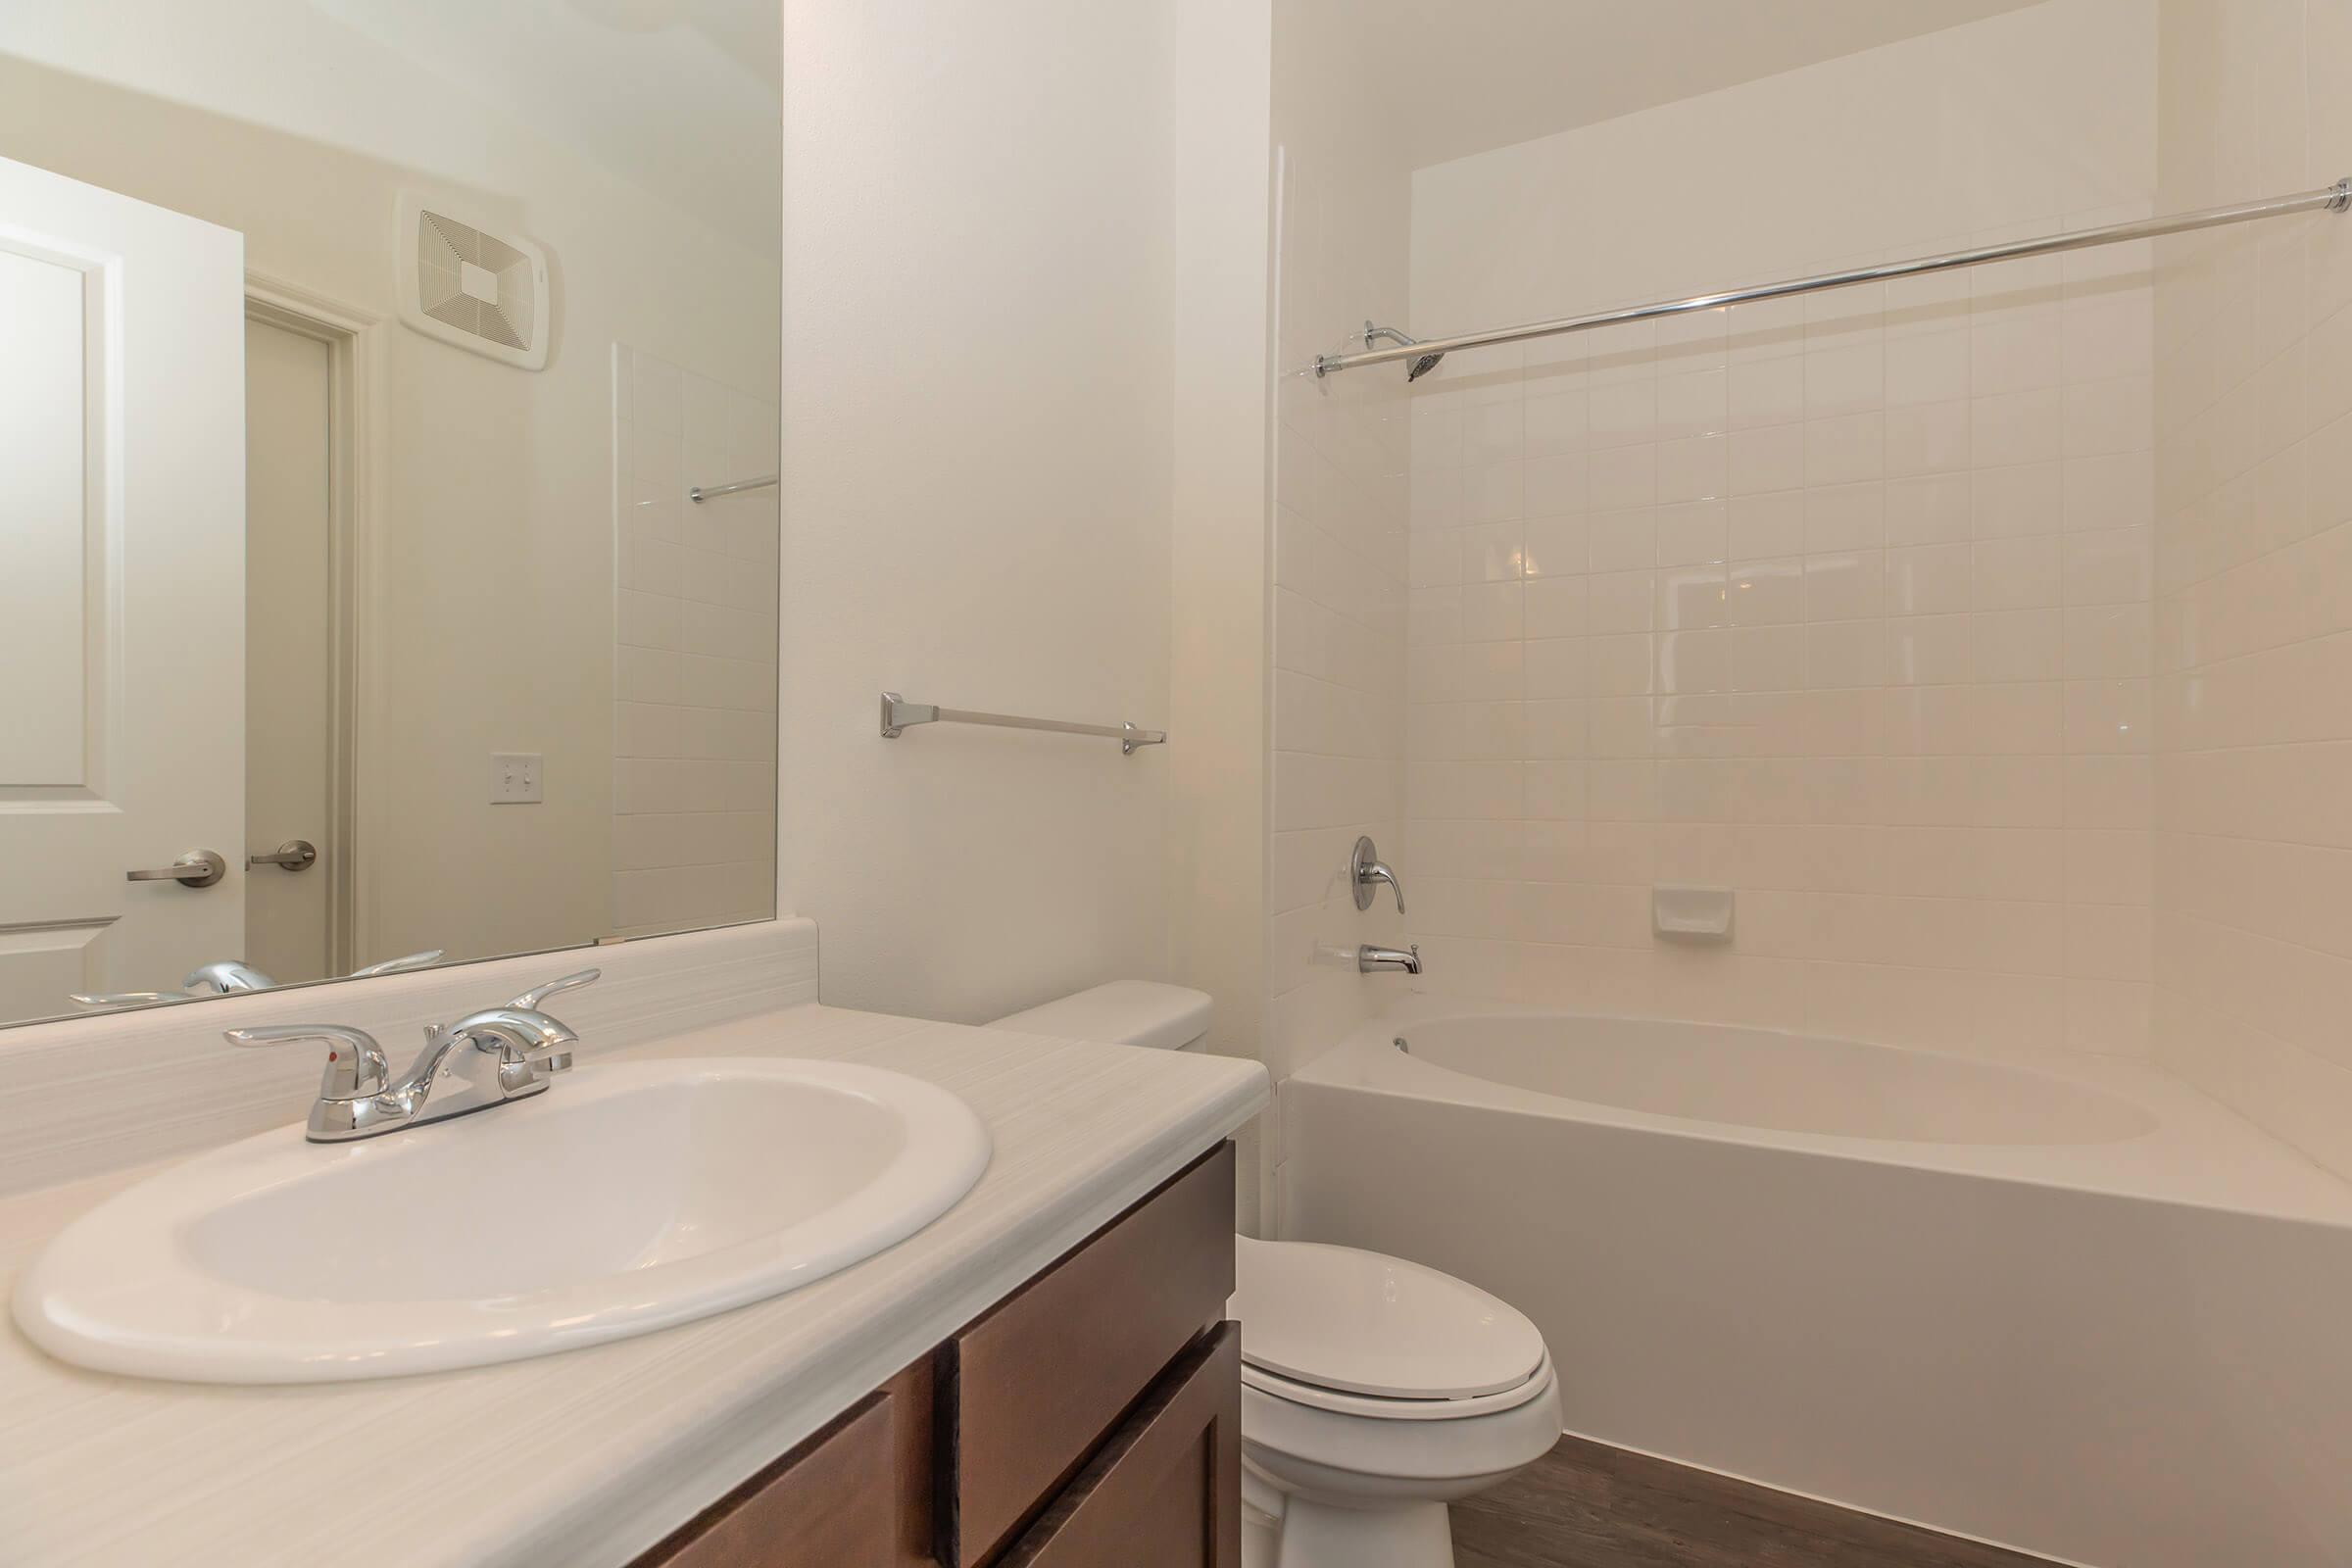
[1451,1436,2055,1568]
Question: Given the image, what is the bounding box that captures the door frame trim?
[243,273,380,976]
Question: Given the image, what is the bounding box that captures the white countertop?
[0,1003,1268,1568]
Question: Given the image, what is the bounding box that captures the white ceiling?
[0,0,780,257]
[316,0,780,256]
[1355,0,2051,170]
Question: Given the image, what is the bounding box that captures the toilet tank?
[988,981,1212,1052]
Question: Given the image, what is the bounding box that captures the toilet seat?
[1232,1237,1547,1400]
[1243,1349,1557,1421]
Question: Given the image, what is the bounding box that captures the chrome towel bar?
[879,692,1166,755]
[688,473,778,503]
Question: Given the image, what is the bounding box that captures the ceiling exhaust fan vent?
[394,194,551,369]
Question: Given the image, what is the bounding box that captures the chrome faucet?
[1358,944,1422,975]
[224,968,598,1143]
[1349,836,1405,913]
[72,959,277,1007]
[183,960,277,995]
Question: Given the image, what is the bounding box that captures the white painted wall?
[778,0,1182,1022]
[2151,0,2352,1182]
[778,1,1282,1234]
[1398,0,2160,1057]
[0,10,777,975]
[1169,3,1277,1226]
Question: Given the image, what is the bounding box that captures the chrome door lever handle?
[125,850,228,888]
[248,839,318,871]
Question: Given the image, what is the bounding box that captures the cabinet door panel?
[999,1322,1242,1568]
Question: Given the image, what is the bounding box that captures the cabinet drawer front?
[646,1395,894,1568]
[637,1358,934,1568]
[1000,1322,1242,1568]
[942,1142,1235,1566]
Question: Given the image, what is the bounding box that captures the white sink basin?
[14,1057,991,1384]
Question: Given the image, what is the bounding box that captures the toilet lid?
[1242,1350,1558,1421]
[1230,1239,1547,1400]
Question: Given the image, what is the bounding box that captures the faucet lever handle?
[441,1005,580,1078]
[348,949,444,979]
[508,967,600,1011]
[1349,835,1407,914]
[223,1024,390,1101]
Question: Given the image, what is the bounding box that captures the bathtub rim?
[1379,1002,2154,1147]
[1287,997,2352,1227]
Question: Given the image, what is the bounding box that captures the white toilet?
[990,982,1562,1568]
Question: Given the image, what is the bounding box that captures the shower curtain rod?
[1312,178,2352,377]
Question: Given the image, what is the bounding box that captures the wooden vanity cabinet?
[635,1144,1239,1568]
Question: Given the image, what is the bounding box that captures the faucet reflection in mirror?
[70,952,445,1009]
[224,969,597,1143]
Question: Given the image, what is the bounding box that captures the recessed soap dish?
[1653,885,1734,943]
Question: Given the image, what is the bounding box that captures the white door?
[0,156,245,1018]
[242,316,332,983]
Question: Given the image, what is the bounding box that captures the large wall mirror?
[0,3,780,1026]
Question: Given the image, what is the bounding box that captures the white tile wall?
[1397,0,2160,1056]
[611,344,778,936]
[2151,0,2352,1180]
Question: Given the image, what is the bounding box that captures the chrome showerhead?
[1361,320,1446,382]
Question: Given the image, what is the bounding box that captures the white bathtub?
[1281,1003,2352,1568]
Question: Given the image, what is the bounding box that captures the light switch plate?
[490,753,543,805]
